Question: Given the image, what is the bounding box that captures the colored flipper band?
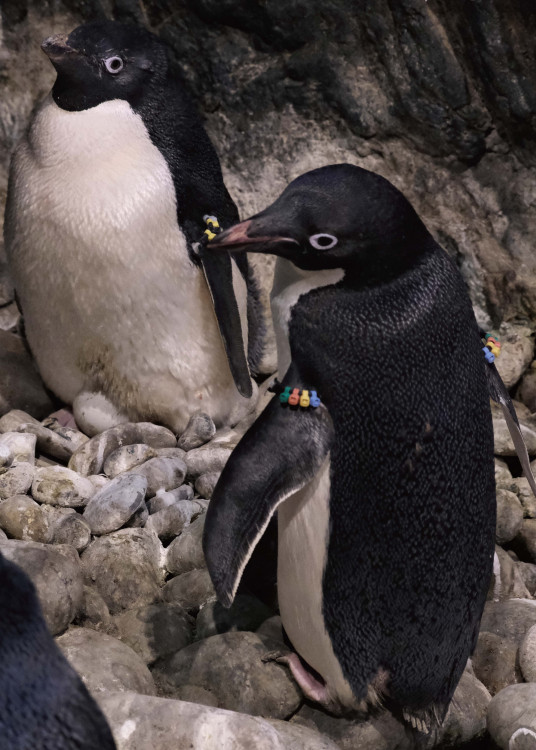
[269,380,321,409]
[482,332,501,362]
[203,214,221,242]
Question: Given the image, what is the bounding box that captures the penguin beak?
[41,34,81,63]
[209,219,298,253]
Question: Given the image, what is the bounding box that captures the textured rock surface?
[0,494,48,542]
[32,465,95,507]
[519,623,536,683]
[487,684,536,749]
[98,692,339,750]
[153,631,302,719]
[472,631,522,696]
[162,568,215,614]
[496,489,524,545]
[0,539,84,634]
[480,599,536,642]
[165,514,206,575]
[82,473,147,535]
[111,603,194,665]
[56,627,156,697]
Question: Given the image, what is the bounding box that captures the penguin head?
[209,164,433,279]
[42,21,167,111]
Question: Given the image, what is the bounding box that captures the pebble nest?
[1,326,536,750]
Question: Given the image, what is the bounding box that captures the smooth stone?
[518,561,536,596]
[177,412,216,451]
[495,324,534,389]
[493,415,536,456]
[130,457,186,498]
[196,595,273,640]
[147,486,195,513]
[0,443,13,468]
[40,417,89,451]
[144,504,193,543]
[472,631,522,695]
[32,465,96,508]
[519,368,536,413]
[500,476,536,519]
[194,471,220,500]
[292,705,410,750]
[511,520,536,563]
[162,568,215,613]
[489,547,532,601]
[0,539,83,634]
[52,514,92,552]
[0,527,7,540]
[69,423,177,476]
[0,431,36,464]
[111,603,194,665]
[16,422,82,461]
[427,670,491,746]
[74,586,112,631]
[153,632,302,719]
[496,489,524,545]
[73,391,129,438]
[0,494,49,542]
[81,529,164,615]
[0,409,40,433]
[124,503,149,528]
[519,623,536,682]
[0,461,34,499]
[165,514,206,575]
[98,691,339,750]
[154,448,187,460]
[480,599,536,643]
[56,627,155,698]
[256,615,285,643]
[103,443,157,479]
[170,685,219,707]
[0,333,54,419]
[495,458,513,483]
[88,474,110,491]
[83,473,147,535]
[184,445,232,479]
[487,684,536,749]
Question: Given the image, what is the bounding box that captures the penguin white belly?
[5,94,252,432]
[277,456,355,706]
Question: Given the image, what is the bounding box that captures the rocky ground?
[1,318,536,750]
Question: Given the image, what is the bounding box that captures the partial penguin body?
[203,164,496,724]
[0,550,116,749]
[4,22,261,434]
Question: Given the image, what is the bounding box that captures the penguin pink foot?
[262,650,330,704]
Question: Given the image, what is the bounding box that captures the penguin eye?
[309,233,338,250]
[104,56,124,75]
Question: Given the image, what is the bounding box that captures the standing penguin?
[0,550,116,749]
[203,164,497,727]
[4,21,263,435]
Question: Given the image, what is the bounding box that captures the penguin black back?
[203,164,496,725]
[0,550,116,749]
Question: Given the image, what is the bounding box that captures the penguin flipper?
[485,359,536,498]
[203,385,334,608]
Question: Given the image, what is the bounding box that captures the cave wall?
[1,0,536,328]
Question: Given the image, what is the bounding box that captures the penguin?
[4,21,263,435]
[202,163,498,727]
[0,550,116,749]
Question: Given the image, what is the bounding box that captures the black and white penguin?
[0,550,116,749]
[202,164,497,727]
[4,21,263,434]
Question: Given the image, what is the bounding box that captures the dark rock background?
[2,0,536,330]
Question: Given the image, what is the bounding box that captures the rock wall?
[2,0,536,327]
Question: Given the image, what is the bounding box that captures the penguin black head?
[209,164,433,279]
[42,21,167,112]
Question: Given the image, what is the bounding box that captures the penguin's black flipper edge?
[485,360,536,498]
[198,246,253,399]
[203,386,334,608]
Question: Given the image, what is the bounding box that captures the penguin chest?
[6,95,244,425]
[277,456,355,706]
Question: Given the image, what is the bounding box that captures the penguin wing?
[203,383,334,607]
[485,359,536,497]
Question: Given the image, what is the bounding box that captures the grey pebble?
[162,568,215,613]
[83,473,147,535]
[185,445,232,479]
[103,443,157,478]
[0,432,36,464]
[194,471,221,500]
[519,623,536,682]
[0,409,40,433]
[111,603,194,665]
[177,412,216,451]
[52,513,92,552]
[56,627,156,698]
[165,514,206,575]
[145,503,193,543]
[0,494,49,542]
[130,456,186,498]
[196,595,273,641]
[0,461,34,499]
[69,422,177,476]
[148,485,194,513]
[496,489,524,545]
[17,422,82,461]
[487,684,536,749]
[32,465,96,508]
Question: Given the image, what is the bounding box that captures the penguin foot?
[262,650,330,704]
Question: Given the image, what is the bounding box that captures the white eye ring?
[309,233,338,250]
[104,56,124,74]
